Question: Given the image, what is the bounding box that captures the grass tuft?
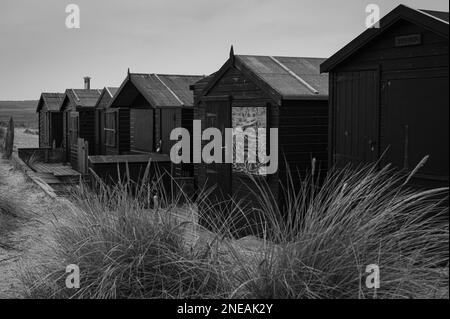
[22,162,449,299]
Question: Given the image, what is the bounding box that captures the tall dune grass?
[22,161,449,299]
[0,195,29,248]
[229,163,448,298]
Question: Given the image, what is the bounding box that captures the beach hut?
[321,4,449,188]
[59,77,102,172]
[93,87,123,155]
[191,48,329,207]
[88,72,204,190]
[36,93,65,148]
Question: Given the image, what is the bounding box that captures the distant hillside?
[0,100,38,128]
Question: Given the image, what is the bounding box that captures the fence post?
[84,140,89,175]
[4,117,14,158]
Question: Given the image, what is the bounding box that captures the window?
[232,107,267,175]
[104,112,117,147]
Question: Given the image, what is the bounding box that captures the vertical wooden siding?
[118,108,130,155]
[332,71,379,166]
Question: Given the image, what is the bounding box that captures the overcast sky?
[0,0,448,100]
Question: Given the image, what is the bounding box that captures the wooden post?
[4,117,14,158]
[77,138,89,174]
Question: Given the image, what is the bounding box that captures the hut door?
[204,99,231,199]
[44,113,50,147]
[161,109,177,155]
[334,70,379,166]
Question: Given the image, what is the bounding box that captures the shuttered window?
[104,112,117,147]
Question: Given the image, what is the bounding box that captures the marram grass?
[22,160,449,299]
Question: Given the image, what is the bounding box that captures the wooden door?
[334,70,380,166]
[77,138,88,174]
[64,113,70,162]
[204,99,231,199]
[130,109,154,153]
[100,111,106,154]
[161,109,177,155]
[94,110,101,155]
[68,112,79,168]
[384,71,449,181]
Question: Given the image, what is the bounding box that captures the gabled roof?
[195,49,328,105]
[190,72,217,105]
[59,89,102,111]
[36,93,65,112]
[95,87,119,109]
[321,4,449,73]
[110,73,205,109]
[239,55,328,98]
[106,87,119,97]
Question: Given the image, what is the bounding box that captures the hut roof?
[110,73,205,108]
[421,9,449,22]
[60,89,102,111]
[237,55,328,98]
[95,87,119,109]
[106,87,119,97]
[194,51,328,104]
[36,93,65,112]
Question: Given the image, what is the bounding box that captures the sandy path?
[0,155,65,298]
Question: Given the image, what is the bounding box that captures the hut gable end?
[200,54,328,104]
[206,67,269,102]
[321,4,449,73]
[332,19,449,72]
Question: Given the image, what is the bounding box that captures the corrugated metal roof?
[236,55,328,98]
[129,74,204,107]
[36,93,65,112]
[62,89,102,109]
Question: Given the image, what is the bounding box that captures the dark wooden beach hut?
[106,73,205,176]
[93,87,123,155]
[36,93,65,148]
[87,72,204,194]
[191,48,329,207]
[321,4,449,188]
[59,79,102,172]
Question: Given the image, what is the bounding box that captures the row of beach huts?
[24,5,448,205]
